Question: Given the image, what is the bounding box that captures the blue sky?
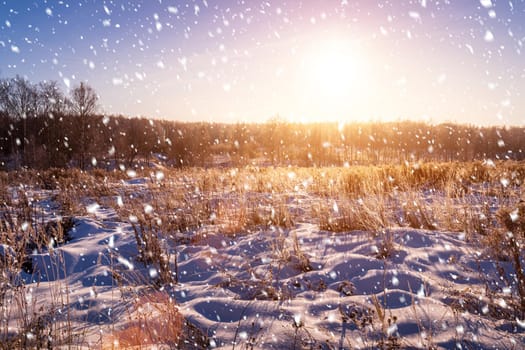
[1,0,524,125]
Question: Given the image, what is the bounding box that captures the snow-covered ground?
[2,171,524,349]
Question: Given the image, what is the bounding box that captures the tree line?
[1,76,524,170]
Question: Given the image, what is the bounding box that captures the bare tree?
[34,81,69,167]
[69,82,99,169]
[0,76,39,166]
[0,76,38,120]
[0,79,8,111]
[38,80,66,117]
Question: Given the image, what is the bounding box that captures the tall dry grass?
[0,197,80,348]
[1,160,525,348]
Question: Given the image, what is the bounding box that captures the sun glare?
[302,40,362,98]
[312,54,354,96]
[294,39,367,122]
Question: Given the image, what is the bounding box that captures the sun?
[301,40,362,99]
[308,50,356,97]
[291,38,369,123]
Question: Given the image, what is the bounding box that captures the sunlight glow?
[294,39,368,123]
[310,54,354,95]
[302,40,363,99]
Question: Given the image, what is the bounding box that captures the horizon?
[1,1,524,126]
[59,112,525,129]
[109,115,525,129]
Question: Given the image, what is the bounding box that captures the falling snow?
[0,0,521,124]
[0,1,524,347]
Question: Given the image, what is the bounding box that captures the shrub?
[493,202,525,318]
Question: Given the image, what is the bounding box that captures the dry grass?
[0,226,78,348]
[1,161,525,348]
[105,291,184,349]
[488,202,525,318]
[317,197,387,232]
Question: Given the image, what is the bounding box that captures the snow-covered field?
[1,166,524,349]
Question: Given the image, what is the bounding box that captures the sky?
[0,0,524,125]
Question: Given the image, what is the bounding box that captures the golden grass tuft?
[105,291,184,349]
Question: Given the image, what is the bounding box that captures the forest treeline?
[1,76,524,170]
